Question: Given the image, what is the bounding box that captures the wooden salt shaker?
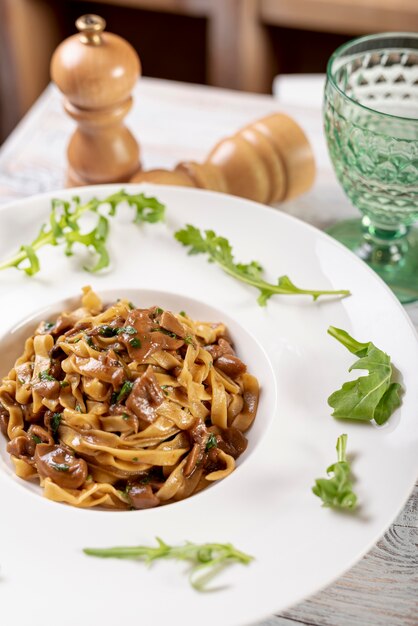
[131,113,315,204]
[51,14,141,186]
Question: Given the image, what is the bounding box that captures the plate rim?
[0,183,417,624]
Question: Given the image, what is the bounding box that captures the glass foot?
[327,218,418,304]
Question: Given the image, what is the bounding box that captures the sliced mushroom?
[44,410,62,436]
[49,355,65,380]
[205,338,235,360]
[189,418,210,447]
[49,344,66,359]
[215,354,246,379]
[125,307,154,335]
[34,444,88,489]
[184,419,211,477]
[218,427,248,459]
[15,363,33,385]
[52,310,87,336]
[125,366,164,423]
[28,425,54,445]
[32,378,61,400]
[159,311,187,338]
[204,447,226,473]
[72,352,125,387]
[7,434,36,459]
[232,373,259,432]
[218,338,235,354]
[128,483,160,509]
[122,308,184,363]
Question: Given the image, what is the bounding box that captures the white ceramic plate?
[0,184,417,626]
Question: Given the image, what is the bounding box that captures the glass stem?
[360,216,409,270]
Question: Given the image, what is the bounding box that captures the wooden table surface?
[0,77,417,626]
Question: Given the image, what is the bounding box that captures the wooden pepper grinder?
[51,14,141,186]
[131,113,315,204]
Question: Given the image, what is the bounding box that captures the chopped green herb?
[60,380,69,388]
[110,391,118,405]
[184,334,194,345]
[312,434,357,510]
[85,335,95,347]
[132,457,139,462]
[179,311,187,317]
[51,462,70,472]
[129,338,141,348]
[327,326,402,425]
[159,328,177,338]
[73,337,81,344]
[51,412,62,435]
[32,435,42,444]
[86,474,93,481]
[128,302,135,310]
[18,377,25,384]
[205,433,218,451]
[98,325,119,338]
[117,380,134,403]
[155,307,164,315]
[75,404,82,412]
[121,325,137,335]
[43,321,54,331]
[160,384,170,396]
[83,537,253,591]
[38,370,56,382]
[122,413,130,421]
[175,225,350,306]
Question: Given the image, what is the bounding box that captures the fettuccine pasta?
[0,287,260,510]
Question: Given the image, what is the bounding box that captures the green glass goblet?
[324,33,418,303]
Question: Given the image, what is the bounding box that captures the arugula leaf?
[312,434,357,510]
[20,245,40,276]
[0,191,165,276]
[83,537,253,591]
[66,215,110,273]
[327,326,402,425]
[175,225,350,305]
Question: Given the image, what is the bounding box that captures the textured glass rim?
[326,32,418,123]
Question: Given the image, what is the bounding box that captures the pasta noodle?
[0,287,260,510]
